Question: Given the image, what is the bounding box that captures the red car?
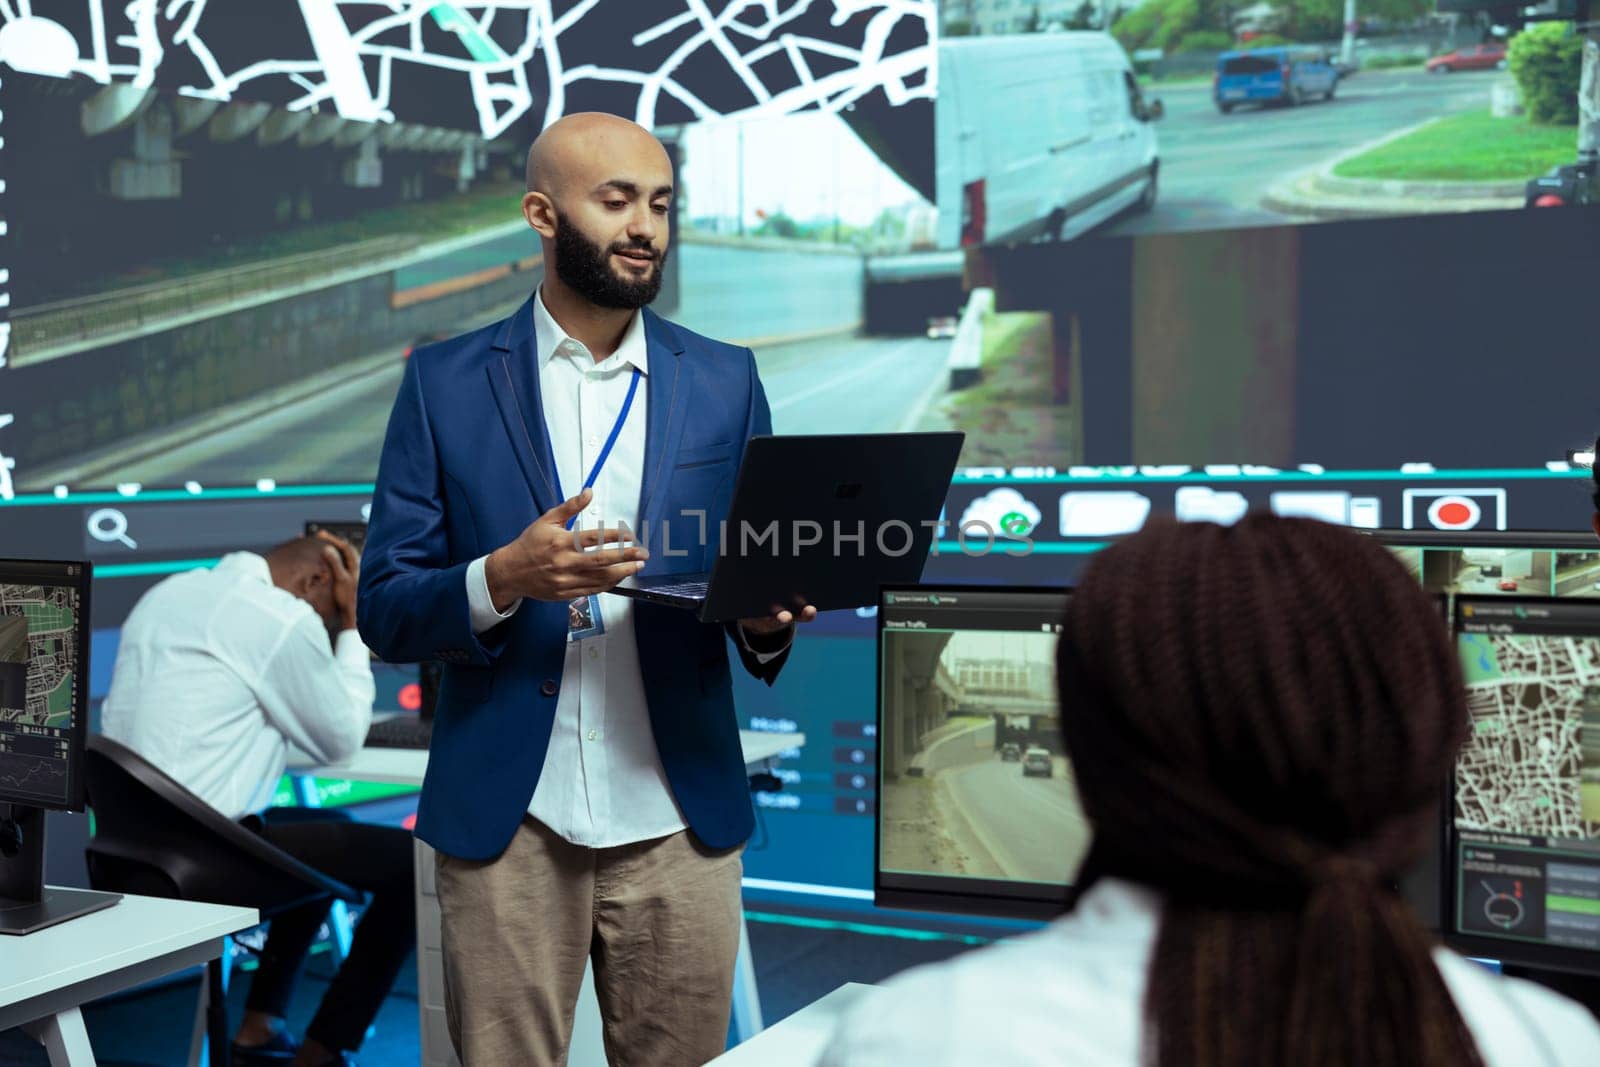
[1498,579,1519,592]
[1427,43,1507,73]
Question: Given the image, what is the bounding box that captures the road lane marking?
[770,337,937,412]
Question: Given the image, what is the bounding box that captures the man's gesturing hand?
[483,489,649,611]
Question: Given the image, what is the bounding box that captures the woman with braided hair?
[823,515,1600,1066]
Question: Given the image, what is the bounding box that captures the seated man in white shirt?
[823,515,1600,1067]
[101,534,413,1067]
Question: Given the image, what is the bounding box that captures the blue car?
[1214,47,1339,113]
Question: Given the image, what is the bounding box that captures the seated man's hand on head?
[314,530,360,632]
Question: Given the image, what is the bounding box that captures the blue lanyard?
[554,367,642,531]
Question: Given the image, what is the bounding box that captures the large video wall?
[1,1,1596,895]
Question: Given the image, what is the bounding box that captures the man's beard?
[553,211,665,309]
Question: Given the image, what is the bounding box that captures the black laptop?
[610,432,964,621]
[366,661,440,750]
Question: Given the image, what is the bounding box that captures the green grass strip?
[1333,110,1577,183]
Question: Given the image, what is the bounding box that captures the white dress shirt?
[513,289,680,847]
[100,552,375,820]
[465,289,785,848]
[820,878,1600,1067]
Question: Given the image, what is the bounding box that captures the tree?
[1509,21,1582,125]
[944,18,974,37]
[1267,0,1428,43]
[755,211,801,239]
[1112,0,1223,53]
[1024,4,1044,32]
[1067,2,1098,29]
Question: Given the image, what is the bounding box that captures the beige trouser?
[435,817,744,1067]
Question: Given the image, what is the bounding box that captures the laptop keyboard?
[647,580,709,598]
[366,717,433,749]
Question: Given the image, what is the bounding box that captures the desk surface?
[310,729,805,786]
[0,892,256,1020]
[709,983,875,1065]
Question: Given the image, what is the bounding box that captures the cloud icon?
[959,488,1041,539]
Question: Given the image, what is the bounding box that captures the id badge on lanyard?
[567,593,605,642]
[559,367,641,644]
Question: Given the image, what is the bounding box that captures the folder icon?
[1059,491,1152,537]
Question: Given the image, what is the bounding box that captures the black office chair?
[83,735,362,1067]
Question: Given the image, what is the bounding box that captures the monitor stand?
[0,805,120,935]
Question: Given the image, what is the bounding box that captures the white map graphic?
[0,0,935,138]
[1457,631,1600,839]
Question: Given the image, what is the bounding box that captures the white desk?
[0,893,258,1067]
[312,729,803,786]
[707,983,877,1066]
[305,729,805,1067]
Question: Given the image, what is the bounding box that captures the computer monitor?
[305,520,368,556]
[875,584,1078,919]
[1447,594,1600,975]
[0,558,120,933]
[1371,530,1598,936]
[1371,530,1600,602]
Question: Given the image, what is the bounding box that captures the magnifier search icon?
[87,508,138,549]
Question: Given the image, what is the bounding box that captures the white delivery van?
[936,32,1163,248]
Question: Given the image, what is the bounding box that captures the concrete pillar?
[1580,33,1598,166]
[342,136,382,188]
[1129,227,1300,466]
[885,660,903,779]
[109,101,180,200]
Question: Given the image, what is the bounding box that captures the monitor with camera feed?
[876,584,1080,920]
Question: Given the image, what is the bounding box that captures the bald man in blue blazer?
[358,113,814,1065]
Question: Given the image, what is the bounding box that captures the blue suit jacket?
[357,297,789,861]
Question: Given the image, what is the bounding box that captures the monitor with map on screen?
[1448,594,1600,975]
[875,584,1080,919]
[0,558,121,934]
[1369,529,1599,935]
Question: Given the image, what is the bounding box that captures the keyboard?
[365,716,433,750]
[647,580,709,599]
